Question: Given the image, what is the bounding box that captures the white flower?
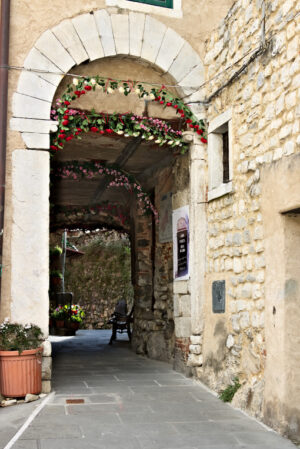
[90,78,96,85]
[124,133,129,137]
[107,87,114,94]
[133,132,140,137]
[148,135,154,140]
[155,139,161,144]
[135,88,141,95]
[149,93,155,100]
[168,140,174,145]
[117,130,124,135]
[118,86,125,94]
[73,78,79,86]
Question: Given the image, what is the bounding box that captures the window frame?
[106,0,182,18]
[128,0,173,8]
[207,109,233,202]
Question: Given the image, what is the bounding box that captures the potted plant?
[65,304,85,331]
[50,270,63,286]
[51,305,67,328]
[49,245,63,257]
[0,319,43,397]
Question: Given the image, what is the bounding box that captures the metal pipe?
[0,0,11,297]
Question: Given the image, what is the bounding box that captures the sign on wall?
[173,206,189,281]
[159,192,173,243]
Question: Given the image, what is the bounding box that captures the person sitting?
[108,299,133,345]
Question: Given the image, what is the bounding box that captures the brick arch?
[11,10,204,150]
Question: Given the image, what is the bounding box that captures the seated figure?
[108,299,133,345]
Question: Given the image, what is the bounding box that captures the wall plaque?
[212,280,225,313]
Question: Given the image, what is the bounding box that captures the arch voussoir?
[71,13,104,61]
[12,9,205,149]
[141,15,167,64]
[52,19,89,65]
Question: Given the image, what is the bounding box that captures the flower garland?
[52,203,130,227]
[51,105,187,152]
[51,161,158,220]
[50,76,207,152]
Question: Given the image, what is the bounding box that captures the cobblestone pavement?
[2,330,296,449]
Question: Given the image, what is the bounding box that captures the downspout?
[0,0,11,300]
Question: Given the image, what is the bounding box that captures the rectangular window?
[207,109,233,202]
[128,0,173,8]
[222,130,229,183]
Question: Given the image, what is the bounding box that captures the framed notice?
[159,192,173,243]
[173,206,189,280]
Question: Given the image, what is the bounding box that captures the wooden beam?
[91,137,142,203]
[138,153,174,189]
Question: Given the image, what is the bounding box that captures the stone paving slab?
[2,330,297,449]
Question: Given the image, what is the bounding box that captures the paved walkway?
[2,330,297,449]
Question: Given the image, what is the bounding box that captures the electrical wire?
[0,11,298,101]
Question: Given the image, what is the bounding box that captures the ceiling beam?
[91,136,142,203]
[138,153,174,189]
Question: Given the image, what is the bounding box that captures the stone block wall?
[191,0,300,437]
[131,167,175,363]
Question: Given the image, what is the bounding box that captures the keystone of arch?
[11,10,205,149]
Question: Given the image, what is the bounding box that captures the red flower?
[64,109,69,114]
[166,102,172,107]
[84,85,92,91]
[75,132,79,135]
[76,128,82,132]
[64,100,70,105]
[178,109,183,114]
[62,120,69,126]
[66,135,73,141]
[189,124,194,128]
[58,134,66,139]
[155,95,161,102]
[99,130,105,134]
[159,100,164,104]
[106,129,113,133]
[173,105,178,109]
[197,129,203,135]
[91,127,98,132]
[194,124,199,130]
[74,90,81,96]
[63,115,69,119]
[80,90,86,95]
[50,145,58,151]
[186,119,192,124]
[181,114,185,118]
[200,137,207,143]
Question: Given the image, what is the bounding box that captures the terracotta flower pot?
[0,347,42,397]
[55,319,65,328]
[67,321,80,331]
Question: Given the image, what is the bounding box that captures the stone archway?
[4,10,207,376]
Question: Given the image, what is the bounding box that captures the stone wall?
[131,167,175,363]
[50,230,133,329]
[190,0,300,439]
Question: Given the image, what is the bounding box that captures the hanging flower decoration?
[51,161,158,220]
[52,203,130,228]
[50,76,207,152]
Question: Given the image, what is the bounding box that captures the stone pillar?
[187,136,207,370]
[9,150,50,337]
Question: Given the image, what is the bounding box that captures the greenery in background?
[219,377,241,402]
[50,270,63,279]
[64,232,134,329]
[50,245,63,256]
[0,320,43,353]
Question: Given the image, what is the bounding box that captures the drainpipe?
[0,0,11,299]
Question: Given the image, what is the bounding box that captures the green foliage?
[219,377,241,402]
[0,320,43,353]
[50,270,63,279]
[50,245,63,256]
